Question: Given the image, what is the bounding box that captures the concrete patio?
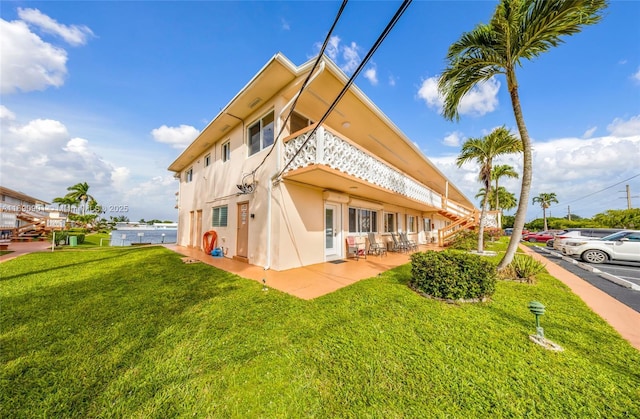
[165,243,441,300]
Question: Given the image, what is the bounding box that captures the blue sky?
[1,1,639,223]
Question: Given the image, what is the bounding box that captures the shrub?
[410,250,497,301]
[448,230,495,250]
[499,254,546,283]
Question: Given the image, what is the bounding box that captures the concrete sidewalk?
[520,245,640,351]
[0,240,52,263]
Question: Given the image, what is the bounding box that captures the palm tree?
[532,192,559,230]
[52,196,77,214]
[65,182,95,216]
[439,0,607,270]
[476,186,518,211]
[457,126,522,253]
[491,164,518,211]
[493,186,517,212]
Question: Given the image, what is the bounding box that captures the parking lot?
[532,246,640,313]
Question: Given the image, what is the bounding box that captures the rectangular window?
[384,212,396,233]
[290,111,312,134]
[212,205,228,227]
[349,207,378,233]
[204,154,211,167]
[222,141,230,162]
[423,218,432,232]
[407,215,417,233]
[247,111,275,156]
[185,168,193,183]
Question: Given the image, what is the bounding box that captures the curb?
[537,247,640,291]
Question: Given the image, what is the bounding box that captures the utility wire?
[277,0,413,179]
[553,173,640,207]
[248,0,348,177]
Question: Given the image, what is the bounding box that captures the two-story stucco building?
[168,53,478,271]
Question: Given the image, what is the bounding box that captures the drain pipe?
[265,61,325,271]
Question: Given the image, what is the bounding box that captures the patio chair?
[346,236,366,260]
[367,232,387,257]
[400,232,418,252]
[390,232,408,252]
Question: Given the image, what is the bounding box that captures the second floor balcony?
[281,125,475,220]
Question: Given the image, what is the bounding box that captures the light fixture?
[342,121,351,128]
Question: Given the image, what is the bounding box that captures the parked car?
[553,230,591,252]
[523,230,566,243]
[554,229,625,253]
[504,228,529,237]
[562,230,640,264]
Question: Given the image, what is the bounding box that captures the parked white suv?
[562,230,640,264]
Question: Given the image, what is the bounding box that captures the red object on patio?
[203,230,218,254]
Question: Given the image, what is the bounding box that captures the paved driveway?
[532,246,640,313]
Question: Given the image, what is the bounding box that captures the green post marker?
[528,301,546,338]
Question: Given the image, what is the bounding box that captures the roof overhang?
[168,53,304,172]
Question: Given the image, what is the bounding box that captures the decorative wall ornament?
[283,130,466,214]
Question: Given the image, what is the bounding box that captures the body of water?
[110,229,177,246]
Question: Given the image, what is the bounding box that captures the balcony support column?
[315,126,325,165]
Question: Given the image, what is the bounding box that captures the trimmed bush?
[410,250,497,301]
[448,230,496,250]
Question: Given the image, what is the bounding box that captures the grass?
[2,245,640,417]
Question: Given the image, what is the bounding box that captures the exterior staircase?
[437,210,502,247]
[12,210,49,240]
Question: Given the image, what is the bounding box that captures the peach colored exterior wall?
[172,56,474,271]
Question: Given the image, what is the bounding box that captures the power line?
[248,0,348,177]
[277,0,413,179]
[559,173,640,206]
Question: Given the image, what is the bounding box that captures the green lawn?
[2,245,639,417]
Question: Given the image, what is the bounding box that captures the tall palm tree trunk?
[498,72,532,270]
[543,207,548,231]
[477,193,488,253]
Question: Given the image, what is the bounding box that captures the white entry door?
[324,203,341,260]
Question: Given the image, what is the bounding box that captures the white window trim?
[247,110,275,156]
[212,205,228,227]
[222,141,231,162]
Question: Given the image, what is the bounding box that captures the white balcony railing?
[283,126,471,215]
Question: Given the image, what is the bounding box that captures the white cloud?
[341,41,361,73]
[0,9,92,94]
[417,75,500,117]
[364,66,378,86]
[280,18,290,31]
[0,105,16,120]
[324,35,340,61]
[632,67,640,82]
[315,35,362,74]
[443,131,464,147]
[388,74,397,87]
[1,113,120,199]
[456,78,500,116]
[0,109,177,221]
[17,8,94,46]
[151,124,199,149]
[582,126,597,138]
[431,120,640,218]
[607,114,640,136]
[0,18,67,94]
[416,76,442,110]
[111,166,131,190]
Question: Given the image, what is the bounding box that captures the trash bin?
[69,236,78,246]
